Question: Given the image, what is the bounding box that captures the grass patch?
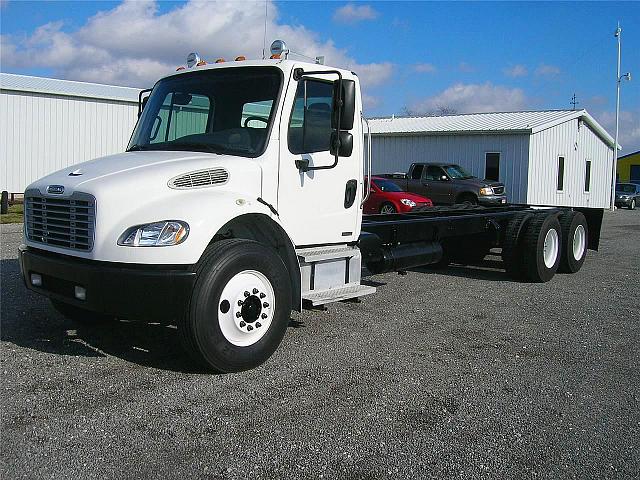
[1,204,24,224]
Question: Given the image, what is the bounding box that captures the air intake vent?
[168,168,229,189]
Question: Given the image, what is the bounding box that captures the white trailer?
[19,42,604,372]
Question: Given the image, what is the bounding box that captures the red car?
[364,176,433,214]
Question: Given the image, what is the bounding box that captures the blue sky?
[1,1,639,151]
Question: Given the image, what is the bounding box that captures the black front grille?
[25,192,95,251]
[492,186,505,195]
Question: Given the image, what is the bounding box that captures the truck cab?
[20,47,370,372]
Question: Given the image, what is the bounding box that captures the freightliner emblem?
[47,185,65,194]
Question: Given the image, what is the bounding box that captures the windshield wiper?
[127,144,148,152]
[164,142,225,155]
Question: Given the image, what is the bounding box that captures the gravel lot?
[1,211,639,479]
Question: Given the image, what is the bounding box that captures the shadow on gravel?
[1,258,297,374]
[411,256,519,283]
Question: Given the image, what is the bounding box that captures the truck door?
[407,164,426,196]
[277,71,362,246]
[423,166,452,204]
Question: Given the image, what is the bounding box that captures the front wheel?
[179,239,292,373]
[379,203,397,214]
[629,199,636,210]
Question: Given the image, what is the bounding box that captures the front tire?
[179,239,292,373]
[379,202,397,214]
[629,199,636,210]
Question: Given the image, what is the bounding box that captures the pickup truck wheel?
[521,214,562,283]
[379,203,397,214]
[456,193,477,206]
[630,199,636,210]
[558,211,588,273]
[501,212,531,280]
[50,299,114,324]
[179,239,292,373]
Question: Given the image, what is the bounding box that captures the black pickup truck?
[381,162,507,206]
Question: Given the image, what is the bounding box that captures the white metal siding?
[370,133,530,203]
[527,119,613,209]
[1,90,138,192]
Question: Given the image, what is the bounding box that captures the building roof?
[369,109,617,148]
[0,72,141,104]
[617,149,639,160]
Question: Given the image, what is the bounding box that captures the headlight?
[118,221,189,247]
[479,187,494,196]
[400,198,416,207]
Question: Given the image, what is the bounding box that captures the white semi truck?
[20,42,603,372]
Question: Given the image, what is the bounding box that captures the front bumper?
[615,197,633,207]
[19,246,196,321]
[478,195,507,206]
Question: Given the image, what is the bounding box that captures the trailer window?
[288,80,334,154]
[557,156,565,191]
[485,153,500,181]
[585,160,591,192]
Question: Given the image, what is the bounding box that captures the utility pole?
[611,22,632,211]
[570,93,579,110]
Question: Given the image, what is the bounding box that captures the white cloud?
[333,3,378,24]
[458,62,475,73]
[414,63,437,73]
[535,63,561,76]
[503,64,528,78]
[1,0,392,91]
[362,93,381,109]
[410,82,528,114]
[596,110,640,153]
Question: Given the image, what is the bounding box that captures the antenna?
[570,93,579,110]
[262,1,268,60]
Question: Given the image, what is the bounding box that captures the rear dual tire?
[558,211,588,273]
[179,239,292,373]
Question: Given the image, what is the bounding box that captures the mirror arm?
[293,68,343,172]
[138,88,152,117]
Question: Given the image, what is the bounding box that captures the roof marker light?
[235,56,246,61]
[270,39,288,59]
[187,52,200,68]
[176,66,186,71]
[215,58,225,63]
[196,60,207,66]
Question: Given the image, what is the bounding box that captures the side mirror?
[139,96,149,117]
[332,79,356,130]
[330,131,353,157]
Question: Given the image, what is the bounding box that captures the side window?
[242,100,273,129]
[288,80,334,154]
[485,152,500,181]
[411,165,424,180]
[585,160,591,192]
[152,93,211,144]
[557,156,565,191]
[425,166,443,181]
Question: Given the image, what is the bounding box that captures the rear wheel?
[558,211,588,273]
[521,214,562,283]
[501,212,531,280]
[179,239,292,373]
[379,203,397,214]
[50,299,114,324]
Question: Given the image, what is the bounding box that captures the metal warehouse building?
[369,110,616,209]
[1,73,141,193]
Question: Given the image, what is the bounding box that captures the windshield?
[617,184,635,193]
[444,164,474,179]
[373,178,404,192]
[128,67,282,157]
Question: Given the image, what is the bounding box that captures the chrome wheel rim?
[572,224,586,261]
[543,228,559,268]
[218,270,274,347]
[380,204,395,214]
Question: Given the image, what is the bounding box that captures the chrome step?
[296,245,359,263]
[302,284,376,306]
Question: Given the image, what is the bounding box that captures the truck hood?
[27,150,261,197]
[455,177,504,189]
